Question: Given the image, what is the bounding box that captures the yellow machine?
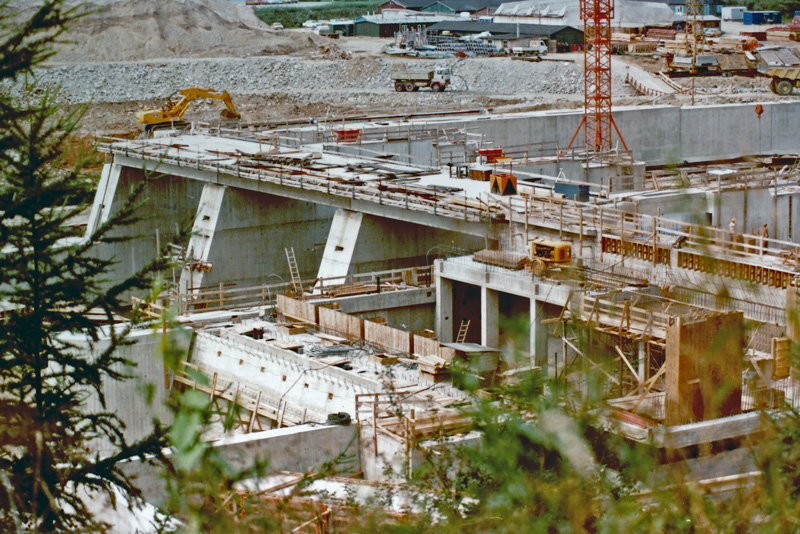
[136,88,241,131]
[529,239,572,276]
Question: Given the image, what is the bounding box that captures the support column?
[179,184,226,295]
[85,162,122,237]
[638,341,646,383]
[481,286,499,348]
[435,265,454,343]
[315,209,363,289]
[530,297,548,369]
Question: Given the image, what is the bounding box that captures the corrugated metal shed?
[355,12,455,36]
[493,0,674,27]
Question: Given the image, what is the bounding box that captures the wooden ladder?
[456,319,470,344]
[285,247,302,293]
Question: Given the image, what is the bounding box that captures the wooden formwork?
[318,306,364,340]
[364,320,413,354]
[278,294,319,324]
[173,360,309,429]
[664,312,744,426]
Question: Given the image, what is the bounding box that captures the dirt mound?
[6,0,325,62]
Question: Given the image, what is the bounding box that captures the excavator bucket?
[220,109,240,120]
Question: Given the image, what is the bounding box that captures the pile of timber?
[378,409,470,440]
[416,354,448,382]
[611,33,658,53]
[766,26,800,42]
[647,27,678,40]
[661,40,689,54]
[628,41,658,53]
[472,249,530,270]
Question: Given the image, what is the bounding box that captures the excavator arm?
[136,87,241,126]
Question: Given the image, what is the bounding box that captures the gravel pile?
[7,56,603,105]
[4,0,323,62]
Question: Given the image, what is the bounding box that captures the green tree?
[0,1,176,531]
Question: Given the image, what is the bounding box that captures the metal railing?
[134,266,433,317]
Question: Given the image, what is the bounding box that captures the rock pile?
[7,57,596,105]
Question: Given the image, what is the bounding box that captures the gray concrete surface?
[123,423,359,506]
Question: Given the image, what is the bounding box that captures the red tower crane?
[568,0,628,153]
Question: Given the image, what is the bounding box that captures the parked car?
[272,22,284,30]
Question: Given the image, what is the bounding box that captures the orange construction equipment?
[490,173,517,196]
[136,88,240,131]
[568,0,628,153]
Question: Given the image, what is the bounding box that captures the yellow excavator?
[136,88,241,133]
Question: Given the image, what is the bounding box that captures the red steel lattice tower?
[569,0,627,153]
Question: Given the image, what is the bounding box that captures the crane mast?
[569,0,627,153]
[685,0,705,72]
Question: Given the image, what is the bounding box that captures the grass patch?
[254,1,380,28]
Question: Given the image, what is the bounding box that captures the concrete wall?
[124,423,360,506]
[351,213,484,275]
[96,169,205,289]
[631,183,800,241]
[332,286,437,332]
[296,102,800,166]
[192,331,382,422]
[77,328,184,455]
[207,187,337,285]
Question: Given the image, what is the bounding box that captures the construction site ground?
[1,0,792,138]
[38,45,784,138]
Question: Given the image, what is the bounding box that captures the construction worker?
[758,223,769,252]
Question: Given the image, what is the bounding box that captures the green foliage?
[162,373,274,533]
[346,347,800,534]
[254,2,379,29]
[0,1,179,531]
[722,0,800,16]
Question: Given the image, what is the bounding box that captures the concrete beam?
[316,209,363,285]
[481,286,499,348]
[436,272,454,343]
[85,162,122,237]
[654,411,765,449]
[530,297,548,369]
[180,183,225,293]
[123,423,359,507]
[112,155,495,239]
[321,287,435,315]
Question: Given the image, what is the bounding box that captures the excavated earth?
[0,0,786,136]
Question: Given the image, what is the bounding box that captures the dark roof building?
[425,20,584,43]
[377,0,437,12]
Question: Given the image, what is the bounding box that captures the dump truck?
[754,46,800,94]
[761,66,800,95]
[392,67,451,92]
